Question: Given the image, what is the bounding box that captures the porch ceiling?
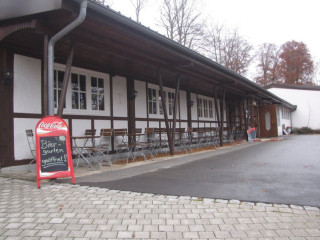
[1,0,291,104]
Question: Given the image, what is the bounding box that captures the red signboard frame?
[35,116,75,188]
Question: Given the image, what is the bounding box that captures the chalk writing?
[39,136,68,172]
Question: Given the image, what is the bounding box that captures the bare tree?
[158,0,205,51]
[130,0,148,22]
[203,23,253,75]
[254,43,281,86]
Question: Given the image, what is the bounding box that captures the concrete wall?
[269,88,320,129]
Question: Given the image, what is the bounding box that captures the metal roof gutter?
[72,0,296,110]
[48,0,88,116]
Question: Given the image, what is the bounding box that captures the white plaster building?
[266,84,320,130]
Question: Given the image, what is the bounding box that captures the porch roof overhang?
[0,0,296,110]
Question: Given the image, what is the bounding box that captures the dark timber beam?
[219,88,226,146]
[171,73,180,154]
[0,19,37,42]
[187,91,192,128]
[158,69,173,156]
[214,87,221,136]
[127,76,135,136]
[57,44,74,117]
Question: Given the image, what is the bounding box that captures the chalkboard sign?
[39,136,68,172]
[35,116,75,188]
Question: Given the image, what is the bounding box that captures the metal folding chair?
[113,128,133,164]
[144,127,157,156]
[72,129,99,169]
[130,128,151,161]
[90,129,113,168]
[25,129,36,171]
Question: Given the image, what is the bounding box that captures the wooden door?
[259,104,278,138]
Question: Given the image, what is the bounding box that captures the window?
[159,90,166,115]
[168,92,175,115]
[91,77,104,111]
[281,108,290,120]
[197,98,203,117]
[197,97,214,118]
[203,99,208,118]
[209,100,213,118]
[265,112,271,131]
[148,87,176,115]
[53,70,65,108]
[277,108,280,126]
[148,88,157,114]
[71,73,87,110]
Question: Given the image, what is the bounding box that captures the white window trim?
[54,63,110,116]
[148,84,176,118]
[197,95,215,120]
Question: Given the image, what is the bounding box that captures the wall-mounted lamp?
[2,70,13,86]
[188,100,194,107]
[129,89,138,100]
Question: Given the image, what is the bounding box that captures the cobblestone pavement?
[1,177,320,240]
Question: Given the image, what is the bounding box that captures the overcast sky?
[109,0,320,79]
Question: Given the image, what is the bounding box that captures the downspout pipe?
[48,0,88,116]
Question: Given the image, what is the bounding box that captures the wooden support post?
[110,74,115,151]
[57,44,74,117]
[214,87,221,144]
[219,88,225,146]
[172,73,180,153]
[158,69,174,155]
[43,35,49,116]
[127,77,135,136]
[186,91,192,128]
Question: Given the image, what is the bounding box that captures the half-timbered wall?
[12,53,229,163]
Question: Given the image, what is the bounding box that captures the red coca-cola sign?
[35,116,75,188]
[38,121,64,130]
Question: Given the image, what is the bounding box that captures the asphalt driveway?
[75,134,320,207]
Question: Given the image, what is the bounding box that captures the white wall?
[94,119,111,135]
[14,118,40,160]
[269,88,320,129]
[135,80,147,118]
[113,76,127,117]
[179,90,187,120]
[190,93,197,121]
[14,54,41,114]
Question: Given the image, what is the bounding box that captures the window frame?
[147,85,176,117]
[197,96,215,119]
[53,63,110,116]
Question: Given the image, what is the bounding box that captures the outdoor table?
[72,135,100,168]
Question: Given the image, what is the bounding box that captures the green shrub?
[291,127,320,134]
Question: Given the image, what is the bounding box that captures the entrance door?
[259,105,278,138]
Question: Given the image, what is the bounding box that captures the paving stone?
[304,206,320,211]
[183,231,200,239]
[229,230,247,238]
[133,231,150,239]
[1,177,320,240]
[84,230,102,238]
[36,230,55,237]
[150,231,166,239]
[214,230,232,238]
